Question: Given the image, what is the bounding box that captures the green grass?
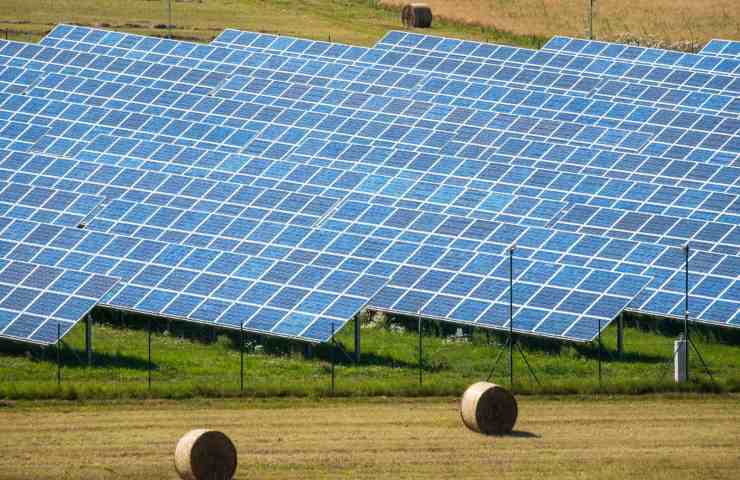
[0,0,548,48]
[1,310,738,400]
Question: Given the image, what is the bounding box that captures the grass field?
[0,395,738,479]
[382,0,740,45]
[0,0,546,47]
[1,311,738,400]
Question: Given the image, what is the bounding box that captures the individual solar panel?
[699,40,740,60]
[0,216,118,344]
[543,36,740,75]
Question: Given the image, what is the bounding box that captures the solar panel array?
[0,24,736,346]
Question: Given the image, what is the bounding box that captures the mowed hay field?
[381,0,740,44]
[0,396,738,479]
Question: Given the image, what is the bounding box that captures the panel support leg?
[85,314,93,367]
[616,312,624,358]
[354,314,361,364]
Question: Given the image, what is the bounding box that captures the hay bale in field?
[402,3,433,28]
[460,382,517,435]
[174,429,237,480]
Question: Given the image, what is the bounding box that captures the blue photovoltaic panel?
[0,259,117,344]
[543,36,740,75]
[0,43,671,157]
[700,40,740,60]
[374,31,740,98]
[0,247,117,344]
[0,139,736,332]
[0,23,735,345]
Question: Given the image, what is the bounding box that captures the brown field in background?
[0,396,738,479]
[381,0,740,45]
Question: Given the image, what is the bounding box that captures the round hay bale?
[401,3,433,28]
[460,382,518,435]
[174,429,237,480]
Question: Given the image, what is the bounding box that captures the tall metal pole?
[147,318,152,390]
[509,245,514,392]
[684,244,690,381]
[598,317,602,390]
[330,321,336,395]
[418,312,423,387]
[56,322,61,387]
[168,0,173,39]
[587,0,594,39]
[240,322,244,393]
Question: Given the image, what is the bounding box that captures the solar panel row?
[0,136,736,330]
[0,24,735,346]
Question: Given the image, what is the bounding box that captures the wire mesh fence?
[0,311,737,399]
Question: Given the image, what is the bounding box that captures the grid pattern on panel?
[375,31,740,97]
[37,25,740,122]
[0,214,387,343]
[11,28,740,172]
[699,40,740,60]
[543,36,740,75]
[0,140,654,342]
[0,24,735,346]
[0,216,118,344]
[2,137,736,332]
[0,44,673,158]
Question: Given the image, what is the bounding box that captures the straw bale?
[460,382,517,435]
[174,429,237,480]
[402,3,433,28]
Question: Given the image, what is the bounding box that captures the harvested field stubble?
[0,396,738,479]
[381,0,740,45]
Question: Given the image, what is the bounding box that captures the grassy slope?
[0,396,738,479]
[0,312,738,399]
[0,0,546,47]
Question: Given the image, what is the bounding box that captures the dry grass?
[0,0,519,46]
[381,0,740,45]
[0,395,738,479]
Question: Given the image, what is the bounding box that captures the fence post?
[598,317,602,390]
[240,322,244,393]
[147,318,152,390]
[418,313,423,387]
[330,321,336,396]
[56,322,61,387]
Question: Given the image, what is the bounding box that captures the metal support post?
[598,317,602,390]
[354,314,361,364]
[683,244,690,381]
[148,318,153,387]
[167,0,173,39]
[330,321,336,395]
[616,312,624,358]
[240,322,244,393]
[85,314,93,367]
[418,312,423,387]
[56,322,61,387]
[509,245,515,391]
